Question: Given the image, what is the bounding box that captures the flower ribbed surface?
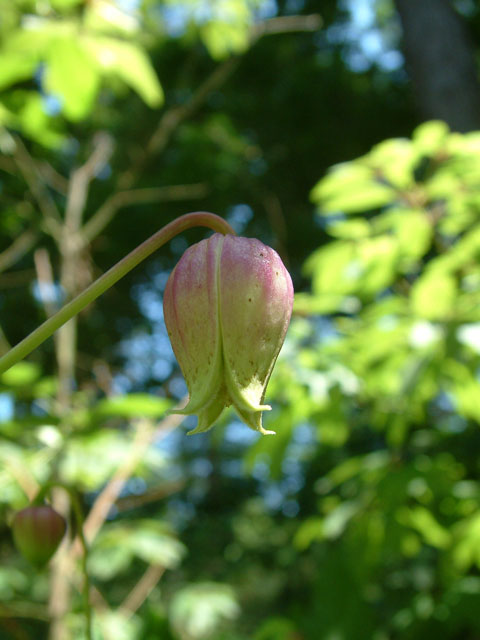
[163,233,293,434]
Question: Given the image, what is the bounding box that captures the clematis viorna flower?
[163,233,294,434]
[12,505,67,567]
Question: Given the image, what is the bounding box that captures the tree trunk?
[394,0,480,132]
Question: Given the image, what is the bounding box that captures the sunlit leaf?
[412,120,450,155]
[59,430,141,489]
[94,393,171,418]
[294,516,323,550]
[201,20,250,59]
[368,137,417,187]
[0,51,37,91]
[85,36,164,107]
[397,505,451,549]
[411,269,457,320]
[327,218,371,239]
[311,162,396,214]
[16,92,64,147]
[44,38,100,121]
[90,520,185,580]
[169,583,239,640]
[1,362,40,387]
[84,0,140,35]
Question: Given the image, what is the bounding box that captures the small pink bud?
[12,505,67,567]
[163,233,293,434]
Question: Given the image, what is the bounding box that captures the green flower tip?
[163,233,294,435]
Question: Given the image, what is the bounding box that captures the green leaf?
[327,218,371,239]
[84,0,140,36]
[254,617,298,640]
[93,612,141,640]
[397,505,451,549]
[50,0,87,9]
[90,520,185,580]
[411,269,457,320]
[126,521,186,568]
[293,291,359,315]
[85,36,163,107]
[412,120,450,155]
[94,393,171,418]
[89,532,133,580]
[452,514,480,571]
[0,567,29,600]
[311,162,396,214]
[376,208,432,263]
[44,38,100,121]
[304,241,356,294]
[59,430,137,489]
[357,235,399,294]
[201,20,249,59]
[0,51,37,91]
[294,516,324,550]
[322,500,363,539]
[16,92,64,147]
[169,583,239,640]
[1,362,41,387]
[444,359,480,423]
[367,138,417,187]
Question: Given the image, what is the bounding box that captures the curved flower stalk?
[163,233,294,434]
[0,212,235,375]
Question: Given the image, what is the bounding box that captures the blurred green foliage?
[2,0,480,639]
[259,120,480,639]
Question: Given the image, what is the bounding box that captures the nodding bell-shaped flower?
[163,233,293,435]
[12,505,67,567]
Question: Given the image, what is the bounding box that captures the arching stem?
[0,212,235,374]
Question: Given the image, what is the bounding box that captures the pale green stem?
[0,212,235,374]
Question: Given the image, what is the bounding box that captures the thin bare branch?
[11,136,62,240]
[0,602,49,621]
[0,229,38,274]
[34,248,57,318]
[64,132,114,237]
[85,13,322,234]
[251,13,322,41]
[0,149,68,195]
[118,565,166,618]
[4,459,39,501]
[82,411,185,545]
[37,161,69,195]
[48,492,72,640]
[117,57,239,193]
[115,479,185,512]
[82,420,154,543]
[0,156,17,176]
[143,13,322,166]
[0,269,36,289]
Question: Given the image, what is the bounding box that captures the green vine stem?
[0,212,235,375]
[34,483,93,640]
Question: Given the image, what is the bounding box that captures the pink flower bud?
[12,505,67,567]
[163,233,293,434]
